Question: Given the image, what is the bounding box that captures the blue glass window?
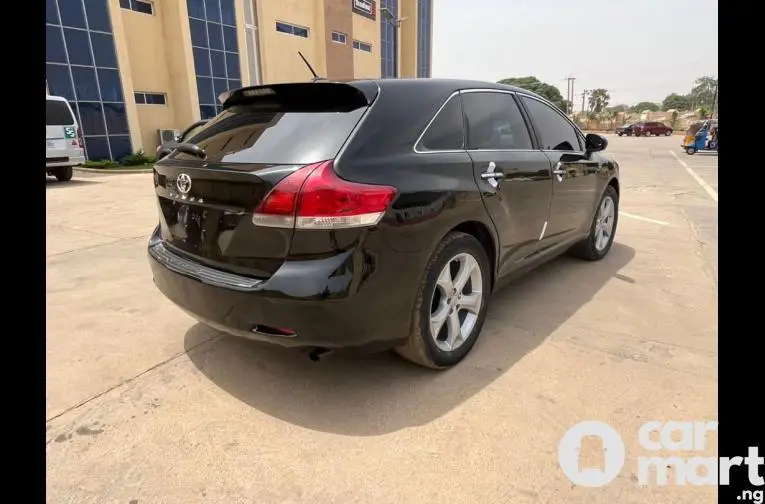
[276,21,309,38]
[47,0,60,24]
[193,48,211,76]
[71,66,100,101]
[64,28,93,66]
[380,0,397,78]
[103,103,129,134]
[210,50,226,78]
[59,0,86,28]
[189,1,241,120]
[145,93,166,105]
[207,23,224,50]
[91,32,117,67]
[223,25,238,52]
[47,64,75,100]
[197,77,215,105]
[98,69,124,102]
[134,0,152,14]
[417,0,432,78]
[47,0,131,161]
[190,19,208,47]
[220,0,236,25]
[187,0,205,19]
[77,102,106,135]
[225,53,240,79]
[47,26,67,64]
[204,0,221,23]
[84,0,111,32]
[109,136,133,160]
[85,136,110,160]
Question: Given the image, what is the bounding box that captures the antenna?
[297,51,326,82]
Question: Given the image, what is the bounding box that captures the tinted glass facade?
[417,0,432,78]
[46,0,132,161]
[187,0,242,120]
[380,0,397,78]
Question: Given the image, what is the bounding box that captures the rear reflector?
[252,160,397,230]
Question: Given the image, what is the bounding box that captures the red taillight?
[252,160,397,230]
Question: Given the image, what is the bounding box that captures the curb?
[74,167,152,174]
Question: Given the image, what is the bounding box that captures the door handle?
[480,172,504,179]
[552,162,565,181]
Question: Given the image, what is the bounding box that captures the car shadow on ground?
[45,178,101,189]
[185,242,635,436]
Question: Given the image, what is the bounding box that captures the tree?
[689,76,717,109]
[630,101,659,112]
[587,89,610,113]
[607,104,628,113]
[497,77,567,111]
[662,93,690,111]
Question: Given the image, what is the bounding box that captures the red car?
[634,121,673,137]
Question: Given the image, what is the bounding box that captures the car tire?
[617,132,623,137]
[665,130,672,136]
[568,185,619,261]
[55,166,73,181]
[394,231,491,369]
[685,147,696,155]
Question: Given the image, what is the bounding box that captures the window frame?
[330,31,347,44]
[352,40,373,52]
[517,93,586,153]
[275,21,310,38]
[134,91,167,106]
[121,0,154,15]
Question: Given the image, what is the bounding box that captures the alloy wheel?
[594,196,615,252]
[429,253,484,352]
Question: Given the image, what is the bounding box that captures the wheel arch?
[450,220,498,290]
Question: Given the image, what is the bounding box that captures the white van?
[46,95,85,181]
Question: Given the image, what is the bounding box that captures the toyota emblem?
[176,173,192,195]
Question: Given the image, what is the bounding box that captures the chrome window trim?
[413,88,541,155]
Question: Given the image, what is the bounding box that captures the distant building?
[46,0,433,160]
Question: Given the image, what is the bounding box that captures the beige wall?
[257,0,326,83]
[108,0,143,154]
[351,12,380,79]
[399,0,417,78]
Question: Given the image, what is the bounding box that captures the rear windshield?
[173,106,367,165]
[46,100,75,126]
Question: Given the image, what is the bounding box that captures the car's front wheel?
[665,130,672,136]
[395,232,491,369]
[54,166,73,181]
[569,185,619,261]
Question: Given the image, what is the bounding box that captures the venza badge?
[176,173,192,195]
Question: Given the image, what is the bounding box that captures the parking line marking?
[669,151,718,203]
[620,212,670,226]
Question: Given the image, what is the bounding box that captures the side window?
[417,95,465,151]
[521,96,582,151]
[462,92,533,150]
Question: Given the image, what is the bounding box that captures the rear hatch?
[46,98,80,159]
[153,82,378,279]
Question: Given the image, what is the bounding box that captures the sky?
[431,0,718,110]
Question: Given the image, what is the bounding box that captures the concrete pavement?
[46,135,718,504]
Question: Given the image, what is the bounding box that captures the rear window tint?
[174,107,367,164]
[417,95,465,151]
[46,100,75,126]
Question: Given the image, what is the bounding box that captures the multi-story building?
[45,0,433,161]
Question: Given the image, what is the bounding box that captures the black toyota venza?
[148,79,620,369]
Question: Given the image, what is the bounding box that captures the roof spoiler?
[218,82,377,112]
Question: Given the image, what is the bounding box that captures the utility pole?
[581,89,588,116]
[566,77,576,115]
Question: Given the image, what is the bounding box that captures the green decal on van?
[64,127,76,139]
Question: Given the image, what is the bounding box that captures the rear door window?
[46,100,75,126]
[462,92,533,150]
[520,96,583,151]
[416,95,465,151]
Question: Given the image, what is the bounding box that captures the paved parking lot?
[46,135,718,504]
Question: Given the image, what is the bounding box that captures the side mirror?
[585,133,608,153]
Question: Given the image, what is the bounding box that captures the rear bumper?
[148,228,424,351]
[46,155,85,168]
